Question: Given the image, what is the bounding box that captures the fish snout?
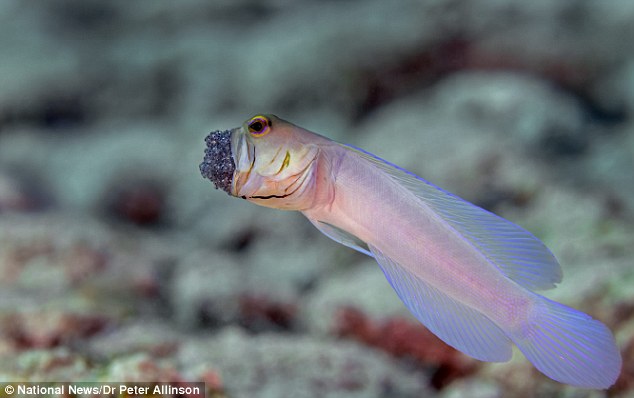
[200,129,235,194]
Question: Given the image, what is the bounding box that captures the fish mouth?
[200,129,236,194]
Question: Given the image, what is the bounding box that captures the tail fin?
[511,298,621,389]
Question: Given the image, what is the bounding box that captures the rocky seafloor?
[0,1,633,397]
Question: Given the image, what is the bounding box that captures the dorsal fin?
[345,144,562,291]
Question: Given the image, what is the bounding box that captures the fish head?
[200,114,323,210]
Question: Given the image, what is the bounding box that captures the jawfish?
[200,114,621,389]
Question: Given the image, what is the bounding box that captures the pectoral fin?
[306,218,373,257]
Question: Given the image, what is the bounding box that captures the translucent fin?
[345,144,562,291]
[512,298,621,389]
[307,218,373,257]
[369,244,512,362]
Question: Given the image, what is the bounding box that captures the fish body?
[303,145,529,328]
[200,114,622,389]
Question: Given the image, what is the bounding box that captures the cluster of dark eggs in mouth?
[200,129,235,194]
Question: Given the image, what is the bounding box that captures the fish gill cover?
[200,130,235,194]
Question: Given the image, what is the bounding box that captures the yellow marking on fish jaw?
[277,151,291,174]
[267,146,283,167]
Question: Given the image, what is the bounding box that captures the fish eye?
[247,116,271,136]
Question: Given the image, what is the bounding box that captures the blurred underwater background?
[0,1,633,397]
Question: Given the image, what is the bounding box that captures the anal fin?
[369,244,512,362]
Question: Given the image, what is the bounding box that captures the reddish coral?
[199,369,226,398]
[352,37,472,120]
[105,179,166,227]
[606,331,634,396]
[238,294,297,332]
[115,359,226,398]
[61,242,108,283]
[0,172,46,212]
[2,311,110,349]
[335,306,477,389]
[132,273,162,298]
[0,239,108,285]
[134,359,183,382]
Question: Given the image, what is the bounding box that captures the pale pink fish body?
[200,114,622,389]
[304,145,530,327]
